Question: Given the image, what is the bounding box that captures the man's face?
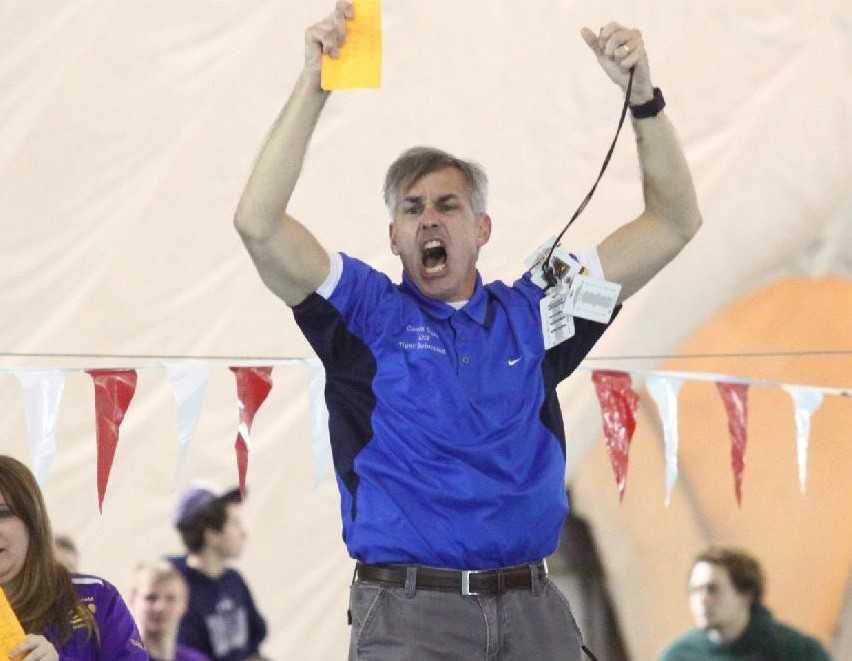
[688,561,752,637]
[131,574,187,639]
[208,503,247,560]
[388,167,491,302]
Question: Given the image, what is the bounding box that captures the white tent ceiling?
[2,1,850,658]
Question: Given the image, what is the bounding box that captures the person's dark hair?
[693,546,766,605]
[383,146,488,216]
[0,455,96,643]
[54,533,77,554]
[177,491,242,553]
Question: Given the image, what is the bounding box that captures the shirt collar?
[401,270,492,326]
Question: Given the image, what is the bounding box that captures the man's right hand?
[304,1,354,79]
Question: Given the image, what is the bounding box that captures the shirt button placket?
[451,315,468,374]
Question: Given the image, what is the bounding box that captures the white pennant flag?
[782,385,823,492]
[13,369,66,487]
[164,362,210,487]
[646,374,684,506]
[308,359,333,485]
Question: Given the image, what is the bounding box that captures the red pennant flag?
[592,370,640,501]
[230,367,273,497]
[716,382,749,506]
[86,369,138,512]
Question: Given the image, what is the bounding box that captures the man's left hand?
[581,22,654,105]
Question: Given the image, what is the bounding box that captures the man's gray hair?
[383,146,488,216]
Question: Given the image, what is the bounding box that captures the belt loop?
[404,566,418,598]
[496,569,506,594]
[352,562,360,586]
[529,563,542,596]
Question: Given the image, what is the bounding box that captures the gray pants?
[347,574,585,661]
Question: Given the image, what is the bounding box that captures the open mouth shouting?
[421,239,448,276]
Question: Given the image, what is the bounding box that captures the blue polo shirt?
[293,253,619,570]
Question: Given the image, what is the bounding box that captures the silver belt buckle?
[460,569,486,596]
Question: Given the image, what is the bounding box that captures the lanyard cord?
[541,67,635,289]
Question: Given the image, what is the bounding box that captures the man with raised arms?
[234,2,702,659]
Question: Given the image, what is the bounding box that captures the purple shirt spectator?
[55,575,149,660]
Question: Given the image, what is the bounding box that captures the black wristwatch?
[629,87,665,119]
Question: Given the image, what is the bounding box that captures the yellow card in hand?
[321,0,382,90]
[0,588,25,659]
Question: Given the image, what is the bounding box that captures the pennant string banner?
[0,356,847,508]
[716,382,750,506]
[230,367,274,497]
[86,369,138,512]
[592,370,640,501]
[1,353,850,396]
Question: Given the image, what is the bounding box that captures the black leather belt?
[355,560,548,596]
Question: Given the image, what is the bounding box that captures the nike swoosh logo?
[508,357,521,366]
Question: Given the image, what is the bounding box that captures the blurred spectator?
[129,560,210,661]
[168,483,268,661]
[54,533,79,573]
[660,546,832,660]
